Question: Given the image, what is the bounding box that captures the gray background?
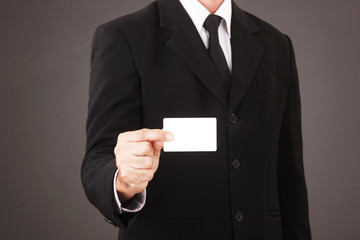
[0,0,359,239]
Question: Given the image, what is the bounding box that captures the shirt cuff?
[113,169,146,214]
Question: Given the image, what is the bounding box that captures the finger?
[135,169,155,182]
[120,168,155,184]
[152,141,163,157]
[151,155,160,172]
[131,141,154,156]
[127,156,154,170]
[128,181,149,194]
[121,129,174,143]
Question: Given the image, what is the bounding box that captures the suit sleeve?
[278,35,312,240]
[81,23,142,229]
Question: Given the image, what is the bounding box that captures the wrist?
[115,177,136,203]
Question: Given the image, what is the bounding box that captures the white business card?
[163,118,217,152]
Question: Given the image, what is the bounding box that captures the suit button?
[232,158,241,169]
[229,114,238,125]
[235,211,244,222]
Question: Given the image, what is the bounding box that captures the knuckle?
[114,145,122,155]
[152,159,159,170]
[147,172,154,181]
[137,129,146,140]
[141,181,149,189]
[119,169,126,178]
[114,147,118,155]
[127,182,136,189]
[134,175,142,184]
[119,168,130,180]
[117,132,125,142]
[115,151,126,164]
[115,135,129,153]
[140,171,154,182]
[143,157,153,168]
[142,142,152,153]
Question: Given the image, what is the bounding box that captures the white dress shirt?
[180,0,232,71]
[113,0,233,213]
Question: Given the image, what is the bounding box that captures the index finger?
[120,128,174,143]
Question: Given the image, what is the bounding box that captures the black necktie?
[203,14,231,96]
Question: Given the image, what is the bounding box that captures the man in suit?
[81,0,312,239]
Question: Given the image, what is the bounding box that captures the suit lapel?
[158,0,228,108]
[158,0,264,112]
[229,2,264,112]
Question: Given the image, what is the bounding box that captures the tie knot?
[203,14,223,33]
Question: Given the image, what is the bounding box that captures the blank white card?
[163,118,217,152]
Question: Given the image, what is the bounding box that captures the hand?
[114,128,174,203]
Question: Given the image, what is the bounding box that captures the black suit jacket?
[81,0,311,239]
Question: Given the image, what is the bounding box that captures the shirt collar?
[179,0,232,38]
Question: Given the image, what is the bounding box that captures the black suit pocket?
[265,211,281,221]
[264,211,283,240]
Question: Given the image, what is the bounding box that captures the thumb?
[152,141,164,156]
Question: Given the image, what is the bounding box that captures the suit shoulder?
[244,11,289,46]
[96,1,159,34]
[241,10,295,73]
